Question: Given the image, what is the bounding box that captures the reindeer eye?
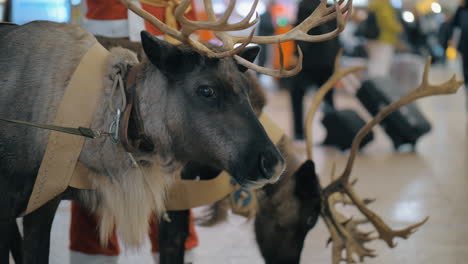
[306,216,315,226]
[197,85,215,98]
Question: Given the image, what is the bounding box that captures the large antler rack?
[320,57,463,263]
[120,0,352,77]
[304,49,365,160]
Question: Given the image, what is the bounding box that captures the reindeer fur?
[1,21,285,264]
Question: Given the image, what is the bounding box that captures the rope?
[109,74,127,113]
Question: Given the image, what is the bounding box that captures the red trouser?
[69,201,198,255]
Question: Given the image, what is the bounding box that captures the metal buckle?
[108,109,121,143]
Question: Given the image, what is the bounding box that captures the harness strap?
[22,42,110,216]
[119,64,155,153]
[0,118,106,139]
[0,59,154,153]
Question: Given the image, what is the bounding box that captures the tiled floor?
[14,60,468,264]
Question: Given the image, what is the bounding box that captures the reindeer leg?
[10,220,23,263]
[22,197,60,264]
[0,222,9,263]
[158,210,189,264]
[0,220,23,264]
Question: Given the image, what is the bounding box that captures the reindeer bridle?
[118,64,155,153]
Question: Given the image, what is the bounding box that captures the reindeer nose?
[259,151,279,179]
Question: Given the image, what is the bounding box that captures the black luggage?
[357,78,432,149]
[322,109,374,151]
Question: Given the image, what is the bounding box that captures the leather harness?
[119,64,154,153]
[0,64,153,154]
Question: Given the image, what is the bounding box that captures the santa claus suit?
[82,0,197,41]
[70,1,199,263]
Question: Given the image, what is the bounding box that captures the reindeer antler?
[320,57,463,263]
[304,49,365,160]
[120,0,257,57]
[323,193,377,264]
[121,0,352,77]
[221,0,352,77]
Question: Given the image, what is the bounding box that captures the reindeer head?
[119,0,351,187]
[255,160,322,264]
[137,32,284,186]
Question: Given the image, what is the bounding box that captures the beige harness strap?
[165,113,284,210]
[23,42,109,215]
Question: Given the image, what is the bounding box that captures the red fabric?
[69,201,199,254]
[69,201,121,256]
[85,0,198,36]
[141,1,197,36]
[85,0,128,20]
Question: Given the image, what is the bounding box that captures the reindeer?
[0,0,351,263]
[196,55,463,264]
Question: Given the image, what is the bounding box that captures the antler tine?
[305,49,365,160]
[229,0,352,45]
[338,57,463,183]
[233,45,304,77]
[176,0,259,35]
[201,0,259,54]
[121,0,255,58]
[119,0,182,40]
[120,0,220,56]
[321,57,462,251]
[322,193,377,264]
[343,187,429,248]
[292,0,351,42]
[203,0,351,76]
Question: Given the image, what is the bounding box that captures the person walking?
[367,0,403,78]
[70,1,199,263]
[289,0,341,140]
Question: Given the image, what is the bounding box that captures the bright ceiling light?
[402,11,415,23]
[213,2,226,14]
[431,2,442,14]
[235,0,266,17]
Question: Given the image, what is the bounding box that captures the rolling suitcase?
[357,78,431,150]
[322,109,374,151]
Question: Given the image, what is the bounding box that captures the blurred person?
[404,7,427,55]
[2,0,11,22]
[367,0,403,78]
[438,12,454,64]
[70,1,199,263]
[257,3,275,72]
[341,7,368,58]
[289,0,341,140]
[451,0,468,108]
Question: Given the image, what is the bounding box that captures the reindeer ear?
[236,46,260,72]
[294,160,321,200]
[141,31,200,76]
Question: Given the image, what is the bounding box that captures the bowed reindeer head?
[255,160,322,264]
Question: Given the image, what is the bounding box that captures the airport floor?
[12,60,468,264]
